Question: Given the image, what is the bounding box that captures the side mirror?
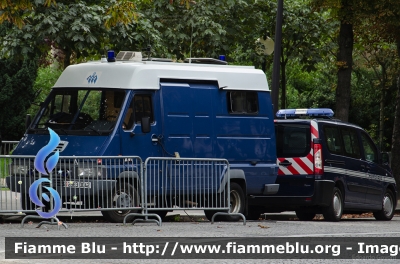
[25,114,32,130]
[141,116,151,133]
[381,152,390,166]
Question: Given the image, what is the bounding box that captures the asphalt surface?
[1,201,399,224]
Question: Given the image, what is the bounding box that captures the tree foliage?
[0,58,38,140]
[0,0,138,68]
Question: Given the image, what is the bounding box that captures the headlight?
[77,167,103,178]
[11,164,28,175]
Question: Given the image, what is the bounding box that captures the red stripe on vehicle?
[286,161,300,175]
[307,152,313,162]
[311,125,318,138]
[293,157,313,175]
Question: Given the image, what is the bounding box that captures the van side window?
[227,91,258,114]
[134,94,153,123]
[123,99,134,130]
[360,132,378,163]
[275,124,310,157]
[122,94,154,131]
[341,128,361,159]
[324,126,342,155]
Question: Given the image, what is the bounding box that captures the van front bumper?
[248,180,335,210]
[6,175,116,196]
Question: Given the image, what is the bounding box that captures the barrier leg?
[21,215,68,230]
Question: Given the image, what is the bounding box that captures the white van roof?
[54,61,270,91]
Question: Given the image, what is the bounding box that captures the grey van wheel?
[373,189,395,221]
[204,183,245,222]
[101,182,140,223]
[323,187,343,222]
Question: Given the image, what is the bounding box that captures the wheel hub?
[383,195,393,216]
[116,193,131,208]
[230,190,241,213]
[333,193,341,217]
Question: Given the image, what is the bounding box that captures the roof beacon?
[276,108,334,118]
[107,50,116,62]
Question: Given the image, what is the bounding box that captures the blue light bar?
[107,50,116,62]
[276,108,334,118]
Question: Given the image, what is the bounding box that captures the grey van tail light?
[313,139,323,176]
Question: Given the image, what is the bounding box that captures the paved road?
[2,187,400,264]
[1,213,400,264]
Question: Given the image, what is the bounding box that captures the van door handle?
[279,160,292,167]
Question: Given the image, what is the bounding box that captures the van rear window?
[227,91,258,114]
[275,124,311,158]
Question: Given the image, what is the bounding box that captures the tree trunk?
[391,40,400,194]
[63,49,71,69]
[335,19,353,122]
[379,89,385,150]
[379,63,387,151]
[280,55,286,109]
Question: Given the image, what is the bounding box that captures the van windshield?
[30,88,127,135]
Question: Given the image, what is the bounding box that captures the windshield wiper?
[84,126,101,135]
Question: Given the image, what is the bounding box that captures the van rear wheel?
[323,187,343,222]
[204,182,245,222]
[373,189,395,221]
[101,182,140,223]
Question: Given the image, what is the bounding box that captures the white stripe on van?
[324,166,396,183]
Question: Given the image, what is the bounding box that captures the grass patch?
[0,157,12,178]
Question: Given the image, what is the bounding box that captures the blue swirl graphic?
[34,128,60,175]
[29,178,62,218]
[31,128,62,218]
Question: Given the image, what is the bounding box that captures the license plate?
[64,181,91,188]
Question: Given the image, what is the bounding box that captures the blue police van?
[248,108,397,221]
[7,52,279,222]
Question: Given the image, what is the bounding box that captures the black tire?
[323,187,343,222]
[246,206,265,220]
[101,182,140,223]
[373,189,396,221]
[204,182,245,222]
[295,210,316,221]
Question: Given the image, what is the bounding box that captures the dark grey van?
[249,108,397,222]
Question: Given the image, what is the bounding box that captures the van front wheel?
[101,182,140,223]
[373,189,395,221]
[323,187,343,222]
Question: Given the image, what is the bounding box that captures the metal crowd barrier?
[0,141,19,188]
[0,155,143,227]
[123,157,246,226]
[0,140,19,155]
[1,155,245,227]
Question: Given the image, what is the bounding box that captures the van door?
[335,127,366,205]
[120,92,160,158]
[120,92,166,199]
[275,122,314,196]
[360,132,385,207]
[160,82,217,195]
